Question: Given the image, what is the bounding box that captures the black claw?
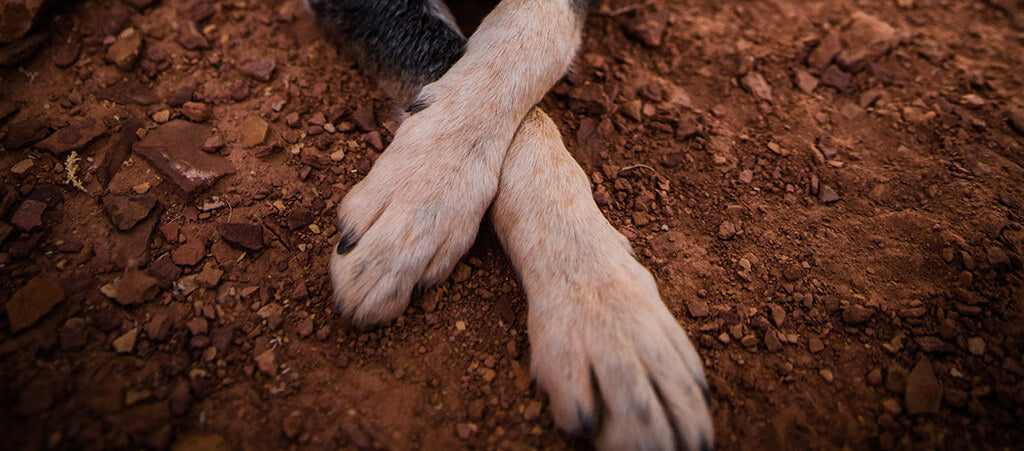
[336,230,358,255]
[577,404,597,441]
[699,382,711,409]
[699,435,712,451]
[411,283,426,300]
[406,97,428,114]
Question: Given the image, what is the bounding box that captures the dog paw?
[528,256,714,451]
[328,110,505,327]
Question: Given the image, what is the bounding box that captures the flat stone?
[95,81,160,105]
[101,268,160,306]
[34,117,105,155]
[102,193,159,231]
[239,59,275,82]
[10,158,37,175]
[181,101,211,122]
[905,358,942,414]
[3,118,50,149]
[1,0,49,43]
[195,262,223,288]
[112,328,139,353]
[92,118,143,187]
[285,206,314,230]
[741,71,773,102]
[238,115,267,148]
[10,198,46,231]
[133,120,234,197]
[7,276,65,333]
[105,27,142,71]
[216,222,263,251]
[841,303,874,324]
[795,69,818,94]
[172,240,205,266]
[819,184,841,203]
[147,254,181,282]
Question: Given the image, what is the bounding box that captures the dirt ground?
[1,0,1023,449]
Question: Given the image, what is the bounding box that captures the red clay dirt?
[1,0,1023,449]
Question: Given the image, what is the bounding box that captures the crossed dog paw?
[329,98,507,327]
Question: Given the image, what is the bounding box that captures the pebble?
[10,199,46,231]
[10,158,34,175]
[112,328,139,354]
[769,305,786,327]
[240,59,276,82]
[986,247,1009,267]
[105,27,142,70]
[202,135,223,152]
[687,301,710,318]
[102,193,158,231]
[836,12,898,71]
[195,263,224,288]
[255,349,277,375]
[818,184,841,203]
[717,220,736,240]
[7,276,65,333]
[134,120,234,197]
[905,358,942,414]
[181,101,211,122]
[454,423,473,440]
[867,368,883,386]
[841,304,874,324]
[1006,106,1024,136]
[176,20,209,50]
[794,69,818,94]
[172,240,206,266]
[216,222,263,251]
[297,318,314,338]
[523,400,543,421]
[738,169,753,184]
[966,337,985,356]
[808,31,841,70]
[352,103,376,131]
[239,115,268,148]
[881,398,902,415]
[808,337,824,353]
[101,268,159,306]
[622,10,669,47]
[819,369,834,383]
[818,65,851,91]
[740,71,773,102]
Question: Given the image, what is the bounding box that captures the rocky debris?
[96,81,160,105]
[176,20,209,50]
[181,101,211,122]
[6,276,65,332]
[134,120,235,197]
[59,317,87,350]
[808,31,841,70]
[818,184,841,203]
[1,0,49,43]
[238,115,268,148]
[4,118,50,149]
[255,349,277,375]
[35,117,105,155]
[623,10,669,47]
[102,193,159,231]
[10,198,46,231]
[172,240,205,266]
[216,222,263,251]
[905,358,942,414]
[240,58,275,81]
[741,71,773,102]
[105,27,143,70]
[837,12,898,71]
[819,65,851,91]
[112,328,139,353]
[101,268,160,306]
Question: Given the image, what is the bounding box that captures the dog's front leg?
[328,0,585,327]
[491,109,715,451]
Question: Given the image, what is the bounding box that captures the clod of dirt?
[105,27,143,71]
[905,358,942,414]
[134,120,235,197]
[10,198,46,231]
[622,10,670,47]
[240,59,276,82]
[255,349,277,375]
[6,276,64,333]
[238,115,268,148]
[101,268,160,306]
[102,193,159,231]
[216,222,263,251]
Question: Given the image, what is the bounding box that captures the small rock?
[112,328,139,353]
[523,400,543,421]
[867,368,884,386]
[986,247,1010,267]
[102,193,159,231]
[195,263,223,288]
[687,301,710,318]
[101,268,159,306]
[819,65,852,91]
[176,20,209,50]
[966,337,985,356]
[7,276,65,333]
[10,199,46,231]
[809,337,825,353]
[352,103,376,131]
[240,59,276,82]
[238,115,268,148]
[818,184,841,203]
[717,220,736,240]
[35,117,105,155]
[146,312,172,341]
[454,423,473,440]
[216,222,263,251]
[255,349,277,375]
[841,303,874,324]
[623,10,669,47]
[836,12,898,72]
[181,101,211,122]
[738,169,753,184]
[185,318,208,336]
[105,27,143,70]
[881,398,902,415]
[96,81,160,105]
[172,240,206,266]
[819,369,835,383]
[133,120,234,197]
[740,71,773,102]
[364,130,384,151]
[794,69,818,94]
[3,118,50,149]
[202,135,223,152]
[10,158,34,175]
[905,358,942,414]
[297,317,314,338]
[808,31,841,70]
[769,305,786,327]
[1006,107,1024,136]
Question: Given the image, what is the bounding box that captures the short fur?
[307,1,714,449]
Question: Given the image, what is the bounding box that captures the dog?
[303,1,714,449]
